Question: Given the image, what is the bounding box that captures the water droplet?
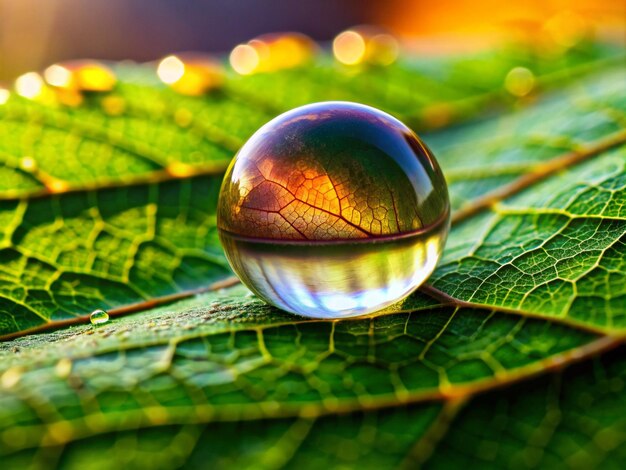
[44,178,70,194]
[90,309,109,325]
[218,102,449,319]
[505,67,535,97]
[1,367,23,389]
[55,358,72,378]
[19,156,37,172]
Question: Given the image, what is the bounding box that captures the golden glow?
[19,156,37,172]
[44,64,72,88]
[422,103,454,129]
[1,367,23,389]
[15,72,45,99]
[505,66,536,97]
[544,11,588,48]
[157,54,224,95]
[0,88,9,105]
[369,34,400,65]
[174,108,193,127]
[333,27,400,66]
[44,61,116,93]
[167,161,196,177]
[157,55,185,84]
[101,95,126,115]
[230,44,260,75]
[45,178,70,193]
[333,31,367,65]
[230,33,316,75]
[54,358,72,379]
[76,63,116,91]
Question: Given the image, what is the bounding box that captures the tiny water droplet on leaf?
[90,309,109,325]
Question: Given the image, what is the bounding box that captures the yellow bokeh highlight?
[333,27,400,66]
[45,178,70,194]
[15,72,45,99]
[505,67,536,97]
[230,33,316,75]
[167,161,197,178]
[19,156,37,172]
[44,61,116,93]
[157,54,224,96]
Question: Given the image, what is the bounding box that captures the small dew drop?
[1,367,23,389]
[55,358,72,378]
[505,67,535,97]
[19,156,37,172]
[45,178,70,194]
[90,309,109,326]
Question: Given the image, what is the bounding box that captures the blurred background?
[1,0,624,81]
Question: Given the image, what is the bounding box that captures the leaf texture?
[0,43,625,469]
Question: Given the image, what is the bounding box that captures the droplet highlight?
[90,309,110,325]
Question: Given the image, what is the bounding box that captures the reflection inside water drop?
[90,309,109,325]
[219,219,447,319]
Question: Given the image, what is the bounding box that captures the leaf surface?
[0,44,625,469]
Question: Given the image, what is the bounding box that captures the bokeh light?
[333,27,399,66]
[0,88,9,105]
[333,31,366,65]
[230,44,260,75]
[505,66,536,97]
[157,54,224,95]
[157,55,185,84]
[230,33,316,75]
[14,72,44,99]
[44,64,72,88]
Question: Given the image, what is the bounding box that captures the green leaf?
[0,43,625,469]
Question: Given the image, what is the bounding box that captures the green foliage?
[0,43,625,469]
